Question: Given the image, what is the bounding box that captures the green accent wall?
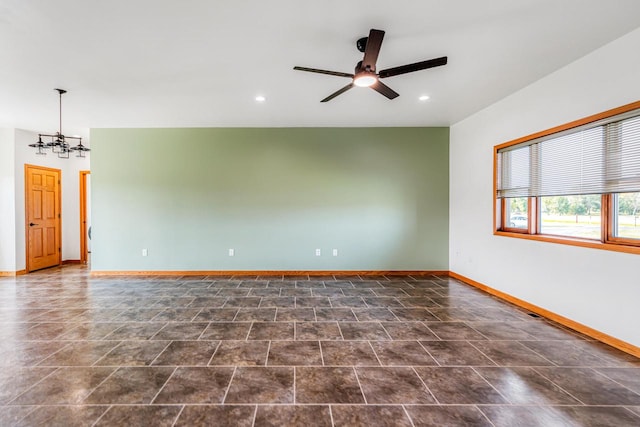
[90,127,449,271]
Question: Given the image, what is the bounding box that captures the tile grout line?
[592,368,640,397]
[328,404,336,427]
[470,366,512,404]
[206,340,223,366]
[530,366,591,406]
[90,341,128,367]
[318,339,326,366]
[250,404,258,427]
[474,404,498,427]
[367,340,384,366]
[351,367,368,405]
[149,366,178,404]
[402,404,417,427]
[33,341,74,366]
[148,322,170,340]
[466,340,501,367]
[265,340,273,366]
[170,404,186,427]
[149,340,175,366]
[416,341,441,367]
[196,322,212,340]
[4,366,62,406]
[90,405,113,427]
[221,366,238,404]
[245,321,255,340]
[515,339,562,367]
[80,365,121,405]
[411,366,440,405]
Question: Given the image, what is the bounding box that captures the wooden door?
[25,165,61,272]
[79,170,90,264]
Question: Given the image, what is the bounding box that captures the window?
[503,197,529,231]
[609,192,640,242]
[494,101,640,253]
[539,195,601,239]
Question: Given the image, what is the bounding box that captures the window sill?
[494,230,640,255]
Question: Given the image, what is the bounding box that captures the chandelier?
[29,88,90,158]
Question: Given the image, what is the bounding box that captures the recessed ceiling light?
[419,95,430,101]
[255,95,266,102]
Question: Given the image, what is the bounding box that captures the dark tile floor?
[0,266,639,426]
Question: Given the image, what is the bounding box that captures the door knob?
[29,222,38,226]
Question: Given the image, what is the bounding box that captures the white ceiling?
[2,0,640,140]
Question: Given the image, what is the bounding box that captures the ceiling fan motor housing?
[356,37,368,52]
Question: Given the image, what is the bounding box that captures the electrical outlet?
[315,248,321,256]
[332,249,338,257]
[228,249,234,256]
[142,248,148,257]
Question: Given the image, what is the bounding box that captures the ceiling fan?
[294,29,447,102]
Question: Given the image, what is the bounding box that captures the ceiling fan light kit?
[29,88,89,158]
[353,73,377,87]
[294,29,448,102]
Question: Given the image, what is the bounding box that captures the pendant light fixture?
[29,88,90,158]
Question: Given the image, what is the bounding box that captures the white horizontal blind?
[605,116,640,191]
[497,110,640,198]
[497,146,530,198]
[537,126,604,196]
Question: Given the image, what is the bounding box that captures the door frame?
[25,164,62,273]
[79,170,90,264]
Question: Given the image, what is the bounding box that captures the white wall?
[0,129,16,272]
[13,129,90,270]
[450,28,640,347]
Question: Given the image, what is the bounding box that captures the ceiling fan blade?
[378,56,448,79]
[362,29,385,71]
[321,83,355,102]
[370,80,399,100]
[293,66,354,78]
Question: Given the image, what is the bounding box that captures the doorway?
[79,170,91,264]
[25,165,62,272]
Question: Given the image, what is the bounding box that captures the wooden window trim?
[604,193,640,247]
[493,100,640,256]
[495,100,640,151]
[495,230,640,255]
[500,197,532,234]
